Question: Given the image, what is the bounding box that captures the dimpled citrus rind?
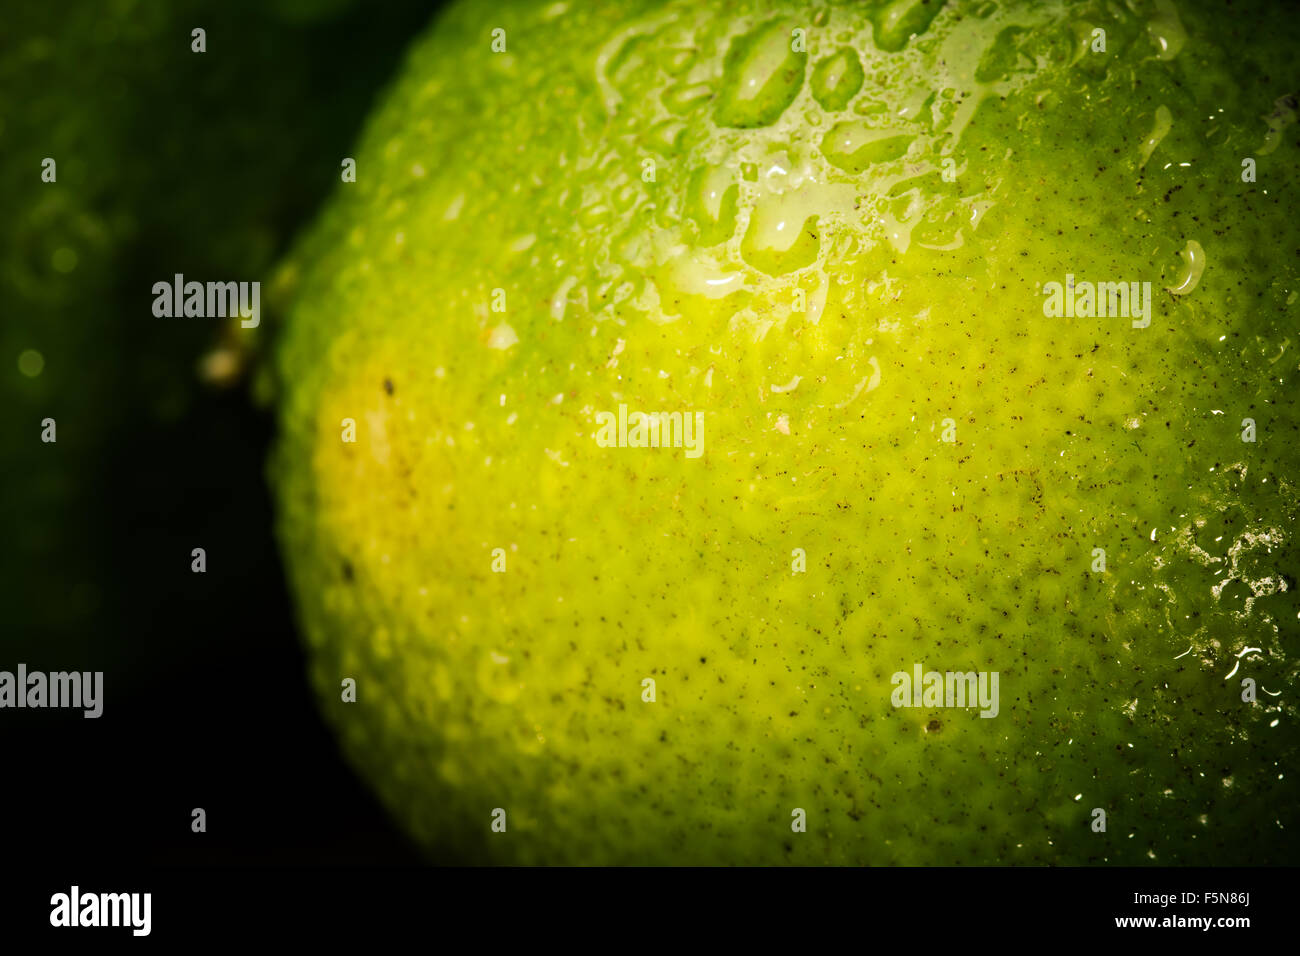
[272,0,1300,864]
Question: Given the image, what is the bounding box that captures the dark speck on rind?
[383,378,394,395]
[342,559,354,582]
[927,719,942,733]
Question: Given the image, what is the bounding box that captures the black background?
[2,0,449,867]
